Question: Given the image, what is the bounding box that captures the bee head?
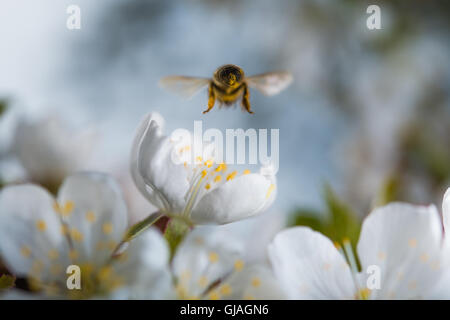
[214,64,244,88]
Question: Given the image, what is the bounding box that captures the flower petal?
[357,203,445,299]
[130,113,168,211]
[172,227,244,299]
[268,227,355,299]
[215,264,286,300]
[134,113,189,213]
[56,172,128,265]
[443,188,450,234]
[110,228,173,299]
[0,184,70,282]
[191,172,276,224]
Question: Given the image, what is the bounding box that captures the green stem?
[164,217,192,259]
[123,211,164,242]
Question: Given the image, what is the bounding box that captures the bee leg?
[203,83,216,114]
[242,84,254,114]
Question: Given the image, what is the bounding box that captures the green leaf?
[0,274,15,291]
[288,185,361,251]
[323,185,361,250]
[375,176,400,206]
[0,99,8,118]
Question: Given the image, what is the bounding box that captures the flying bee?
[159,64,293,114]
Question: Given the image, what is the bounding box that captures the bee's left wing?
[246,72,293,96]
[159,76,210,99]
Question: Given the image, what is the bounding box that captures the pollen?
[196,156,203,162]
[251,277,261,287]
[205,183,211,190]
[234,259,244,271]
[377,251,386,260]
[408,238,417,248]
[204,159,214,168]
[70,228,84,242]
[198,276,208,287]
[220,284,232,296]
[36,220,47,232]
[226,171,237,181]
[61,201,74,217]
[98,266,113,280]
[208,290,220,300]
[201,170,208,178]
[85,211,96,223]
[48,249,59,260]
[214,175,222,183]
[21,246,31,258]
[215,163,227,172]
[357,288,371,300]
[208,252,219,263]
[243,169,251,175]
[244,294,255,300]
[266,184,275,199]
[420,253,429,263]
[103,222,113,235]
[181,270,191,281]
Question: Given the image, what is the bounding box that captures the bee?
[159,64,293,114]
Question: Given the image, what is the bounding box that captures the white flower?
[131,113,276,225]
[13,116,96,191]
[269,202,449,299]
[171,228,285,300]
[0,172,171,299]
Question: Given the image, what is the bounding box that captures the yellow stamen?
[21,246,31,258]
[103,222,113,235]
[234,259,244,271]
[36,220,46,232]
[209,252,219,263]
[85,211,96,223]
[226,171,237,181]
[266,184,275,199]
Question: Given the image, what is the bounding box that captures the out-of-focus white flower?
[13,116,96,191]
[269,202,449,299]
[0,172,171,299]
[171,228,285,300]
[131,113,277,225]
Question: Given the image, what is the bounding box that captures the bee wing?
[159,76,210,99]
[246,72,293,96]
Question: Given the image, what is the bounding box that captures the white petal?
[215,264,286,300]
[134,113,189,213]
[111,228,173,299]
[56,172,128,265]
[130,113,167,211]
[268,227,356,299]
[13,116,95,186]
[0,184,70,282]
[357,203,445,299]
[172,227,244,298]
[191,173,276,224]
[443,188,450,234]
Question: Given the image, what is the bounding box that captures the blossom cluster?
[1,113,450,300]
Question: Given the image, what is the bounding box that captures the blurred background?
[0,0,449,249]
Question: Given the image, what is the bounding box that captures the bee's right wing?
[246,72,293,96]
[158,76,210,99]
